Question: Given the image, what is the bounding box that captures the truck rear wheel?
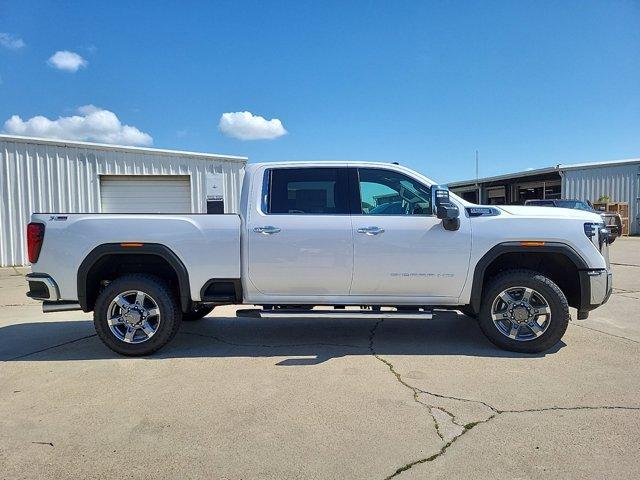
[93,274,182,356]
[478,269,569,353]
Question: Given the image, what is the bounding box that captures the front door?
[247,167,354,296]
[350,167,471,298]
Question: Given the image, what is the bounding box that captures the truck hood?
[496,205,602,222]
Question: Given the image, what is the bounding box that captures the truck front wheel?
[478,269,569,353]
[93,274,182,356]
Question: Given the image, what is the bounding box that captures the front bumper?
[26,273,60,301]
[579,269,612,313]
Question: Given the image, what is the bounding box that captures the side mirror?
[432,185,460,231]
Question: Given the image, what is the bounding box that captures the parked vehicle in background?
[26,162,613,356]
[524,199,621,242]
[524,199,593,211]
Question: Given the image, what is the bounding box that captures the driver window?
[358,168,432,215]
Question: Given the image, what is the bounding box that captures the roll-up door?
[100,175,191,213]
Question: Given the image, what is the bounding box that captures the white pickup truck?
[26,162,612,356]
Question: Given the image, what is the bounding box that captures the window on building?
[460,190,479,203]
[486,186,506,205]
[517,181,561,203]
[264,168,350,214]
[544,183,562,199]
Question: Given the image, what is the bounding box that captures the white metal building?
[0,135,247,266]
[448,158,640,235]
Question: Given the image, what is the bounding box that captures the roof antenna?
[392,161,399,165]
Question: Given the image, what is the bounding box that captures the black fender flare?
[77,243,191,312]
[469,242,589,314]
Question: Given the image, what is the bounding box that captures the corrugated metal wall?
[561,162,640,234]
[0,137,245,266]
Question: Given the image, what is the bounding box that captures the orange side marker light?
[520,241,545,247]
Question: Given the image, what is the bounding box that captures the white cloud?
[3,105,153,146]
[47,50,87,72]
[0,33,25,50]
[219,111,287,140]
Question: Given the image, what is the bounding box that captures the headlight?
[599,226,611,246]
[584,222,598,239]
[584,222,611,250]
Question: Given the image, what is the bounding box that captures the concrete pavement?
[1,238,638,479]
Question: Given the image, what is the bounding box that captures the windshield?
[555,200,593,211]
[526,200,554,206]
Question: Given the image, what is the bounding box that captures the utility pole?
[475,150,480,203]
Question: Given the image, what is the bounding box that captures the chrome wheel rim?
[491,286,551,342]
[107,290,161,344]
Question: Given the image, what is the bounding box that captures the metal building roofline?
[559,157,640,171]
[448,157,640,188]
[0,134,248,163]
[447,166,559,188]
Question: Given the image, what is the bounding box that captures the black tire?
[182,304,214,321]
[93,274,182,356]
[478,269,569,353]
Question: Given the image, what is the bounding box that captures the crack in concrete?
[618,293,640,301]
[612,287,640,294]
[500,405,640,413]
[10,267,25,276]
[428,407,465,443]
[610,262,640,268]
[368,319,498,478]
[368,318,640,479]
[570,322,640,344]
[382,416,496,480]
[0,303,39,307]
[2,334,97,362]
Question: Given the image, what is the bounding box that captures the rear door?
[246,167,353,295]
[350,167,471,298]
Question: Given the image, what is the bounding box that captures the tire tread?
[478,269,569,353]
[93,274,182,356]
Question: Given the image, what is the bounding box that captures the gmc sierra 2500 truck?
[26,162,612,356]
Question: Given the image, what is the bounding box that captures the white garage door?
[100,175,192,213]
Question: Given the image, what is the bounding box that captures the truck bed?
[30,213,241,302]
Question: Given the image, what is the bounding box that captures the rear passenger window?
[264,168,349,214]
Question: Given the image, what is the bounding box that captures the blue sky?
[1,0,638,182]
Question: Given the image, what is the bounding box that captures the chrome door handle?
[254,225,281,235]
[357,226,385,236]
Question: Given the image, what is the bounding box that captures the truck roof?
[246,161,439,185]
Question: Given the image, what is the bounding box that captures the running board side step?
[43,301,82,313]
[236,309,433,320]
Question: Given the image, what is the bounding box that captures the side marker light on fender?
[520,241,545,247]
